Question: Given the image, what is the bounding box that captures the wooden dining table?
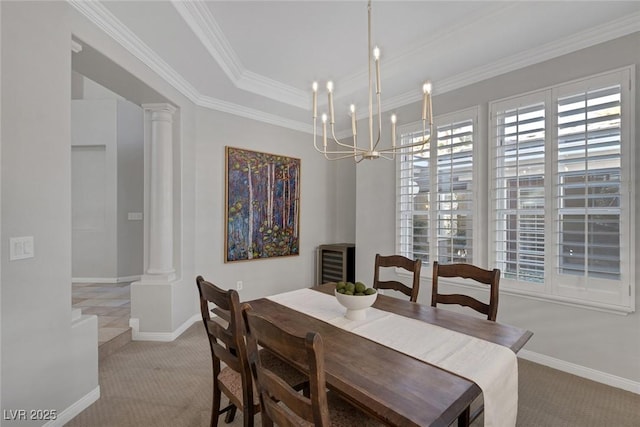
[246,283,533,427]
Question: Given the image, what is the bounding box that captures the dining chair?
[196,276,307,427]
[241,304,384,427]
[430,262,500,427]
[373,253,422,302]
[431,262,500,321]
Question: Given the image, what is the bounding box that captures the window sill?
[401,269,635,316]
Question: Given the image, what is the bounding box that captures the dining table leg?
[457,406,470,427]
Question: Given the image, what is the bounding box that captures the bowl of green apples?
[334,281,377,320]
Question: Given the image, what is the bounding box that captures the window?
[493,100,546,284]
[490,68,634,311]
[397,108,478,265]
[397,67,634,313]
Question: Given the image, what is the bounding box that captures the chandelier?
[312,0,433,162]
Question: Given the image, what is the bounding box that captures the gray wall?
[71,99,118,279]
[1,0,199,421]
[116,100,144,279]
[1,2,98,425]
[194,108,354,301]
[356,32,640,385]
[71,98,143,281]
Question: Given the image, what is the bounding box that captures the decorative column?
[142,103,176,282]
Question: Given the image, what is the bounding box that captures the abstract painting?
[225,146,301,262]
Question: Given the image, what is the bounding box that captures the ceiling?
[70,1,640,133]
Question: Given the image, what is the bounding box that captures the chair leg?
[261,413,274,427]
[242,406,254,427]
[211,383,222,427]
[224,405,237,423]
[457,406,471,427]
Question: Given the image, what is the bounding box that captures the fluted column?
[142,103,176,282]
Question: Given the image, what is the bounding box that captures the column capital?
[142,103,177,116]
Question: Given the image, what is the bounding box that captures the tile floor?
[72,282,132,357]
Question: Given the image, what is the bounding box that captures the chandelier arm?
[377,135,432,154]
[378,152,396,160]
[315,146,367,155]
[323,152,365,161]
[355,155,367,164]
[312,117,324,153]
[330,126,368,152]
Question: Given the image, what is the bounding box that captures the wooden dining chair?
[241,304,384,427]
[196,276,307,427]
[373,253,422,302]
[431,262,500,321]
[430,262,500,427]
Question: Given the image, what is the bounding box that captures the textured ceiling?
[70,1,640,133]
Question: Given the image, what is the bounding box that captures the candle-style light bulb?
[391,114,397,147]
[327,81,335,124]
[350,104,357,136]
[322,113,328,149]
[422,85,428,121]
[312,82,318,118]
[374,47,381,94]
[422,81,432,122]
[425,81,433,125]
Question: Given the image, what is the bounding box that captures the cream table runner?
[268,288,518,427]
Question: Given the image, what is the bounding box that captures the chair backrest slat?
[431,262,500,321]
[373,254,422,302]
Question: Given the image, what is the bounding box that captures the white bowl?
[334,289,378,320]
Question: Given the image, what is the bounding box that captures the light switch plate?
[10,236,34,260]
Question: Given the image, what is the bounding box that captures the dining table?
[246,283,533,427]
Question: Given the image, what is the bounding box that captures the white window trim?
[395,67,635,315]
[488,66,635,314]
[396,106,481,265]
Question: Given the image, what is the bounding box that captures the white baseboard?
[42,386,100,427]
[72,275,141,284]
[518,349,640,395]
[129,314,200,342]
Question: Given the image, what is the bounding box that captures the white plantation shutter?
[550,70,634,309]
[435,118,474,264]
[398,125,431,263]
[397,108,477,265]
[489,68,634,311]
[493,99,546,284]
[556,84,622,281]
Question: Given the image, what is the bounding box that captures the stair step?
[99,327,132,361]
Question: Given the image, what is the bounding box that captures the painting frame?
[224,146,301,262]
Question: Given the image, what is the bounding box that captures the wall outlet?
[236,281,243,291]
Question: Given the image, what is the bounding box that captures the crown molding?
[337,3,515,99]
[69,0,311,134]
[171,0,243,81]
[384,11,640,112]
[69,1,640,137]
[68,0,202,105]
[197,95,313,135]
[171,0,309,109]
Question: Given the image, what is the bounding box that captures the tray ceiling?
[70,1,640,133]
